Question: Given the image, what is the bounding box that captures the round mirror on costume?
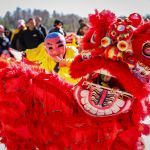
[142,41,150,59]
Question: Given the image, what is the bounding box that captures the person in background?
[19,18,44,51]
[11,19,25,41]
[35,16,47,37]
[76,23,89,36]
[49,19,66,36]
[79,19,85,26]
[4,27,12,41]
[11,19,26,51]
[77,19,86,36]
[0,24,11,56]
[76,23,89,53]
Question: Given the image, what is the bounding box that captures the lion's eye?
[142,41,150,58]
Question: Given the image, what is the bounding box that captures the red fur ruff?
[0,60,147,150]
[0,58,9,68]
[82,10,116,50]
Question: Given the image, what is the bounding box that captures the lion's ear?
[82,10,116,50]
[132,22,150,67]
[128,13,143,28]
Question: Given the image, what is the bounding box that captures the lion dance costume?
[0,10,150,150]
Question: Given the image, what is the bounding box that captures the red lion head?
[70,10,150,118]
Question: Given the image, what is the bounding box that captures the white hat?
[0,25,4,33]
[17,19,25,28]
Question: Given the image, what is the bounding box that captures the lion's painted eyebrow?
[47,42,52,46]
[56,40,63,44]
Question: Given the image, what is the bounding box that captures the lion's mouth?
[74,69,134,117]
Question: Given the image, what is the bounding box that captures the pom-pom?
[101,37,112,47]
[117,40,128,51]
[128,13,143,28]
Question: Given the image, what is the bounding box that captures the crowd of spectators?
[0,17,89,57]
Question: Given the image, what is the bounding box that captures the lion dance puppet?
[0,10,150,150]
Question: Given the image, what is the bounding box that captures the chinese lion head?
[70,10,150,118]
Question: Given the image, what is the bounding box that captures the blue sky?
[0,0,150,17]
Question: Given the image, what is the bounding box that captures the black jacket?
[0,36,10,55]
[19,27,44,51]
[38,25,47,37]
[11,29,24,51]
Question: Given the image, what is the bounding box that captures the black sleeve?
[41,26,47,37]
[37,30,45,44]
[19,31,27,51]
[11,34,17,49]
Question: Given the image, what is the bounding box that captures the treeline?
[0,7,149,32]
[0,7,87,32]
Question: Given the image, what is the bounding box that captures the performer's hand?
[59,59,68,67]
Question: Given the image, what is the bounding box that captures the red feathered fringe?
[82,10,116,50]
[0,60,149,150]
[0,58,9,69]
